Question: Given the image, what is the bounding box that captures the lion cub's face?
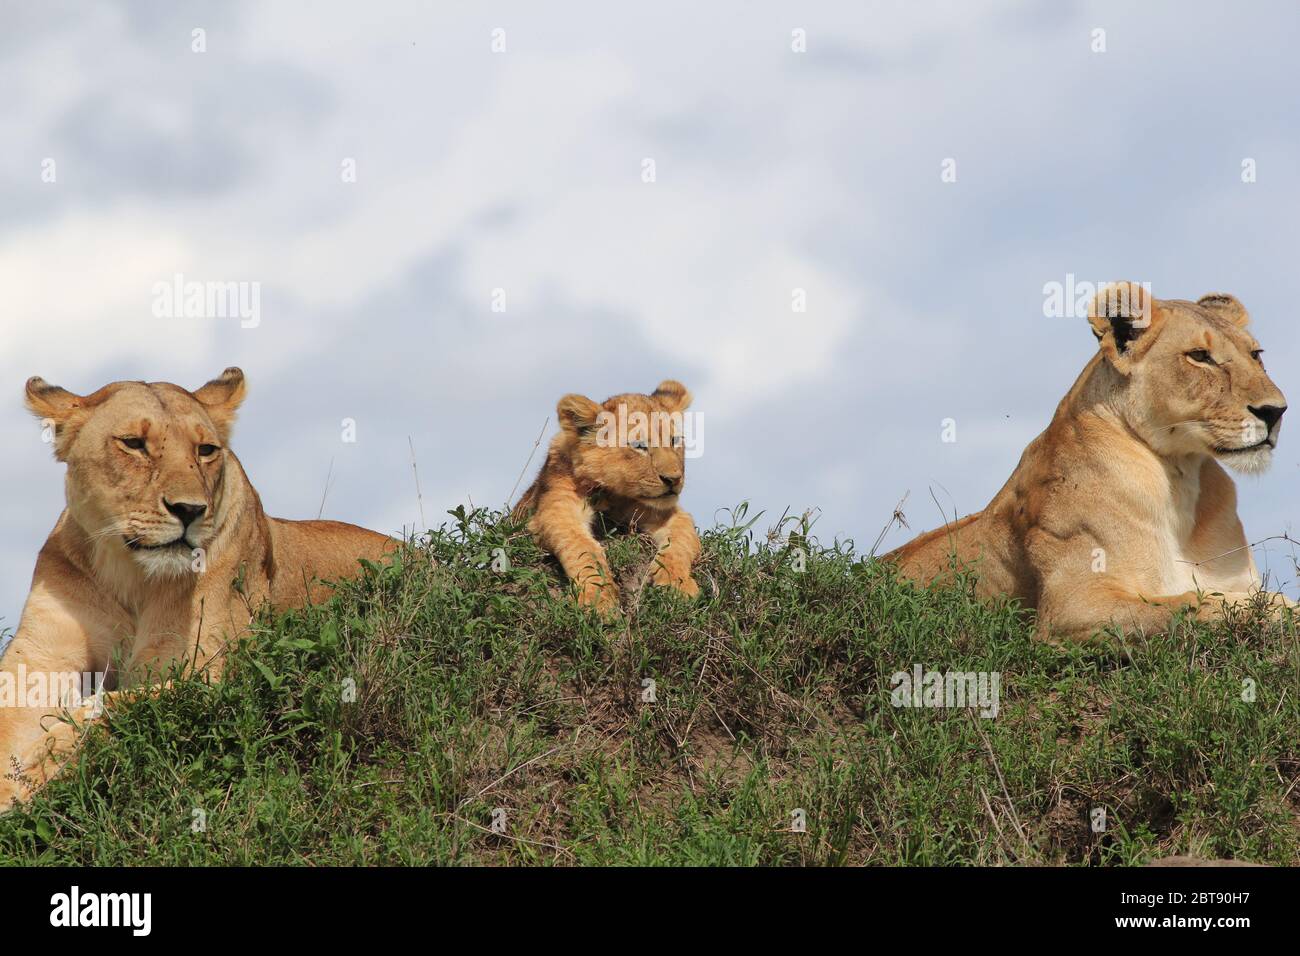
[557,380,693,510]
[24,368,247,577]
[1089,285,1286,473]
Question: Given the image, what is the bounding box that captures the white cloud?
[3,0,1300,631]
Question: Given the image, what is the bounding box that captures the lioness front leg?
[1040,583,1293,643]
[650,510,701,598]
[530,490,619,615]
[0,584,115,810]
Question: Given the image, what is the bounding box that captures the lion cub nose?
[1249,404,1286,432]
[164,499,208,527]
[659,474,681,491]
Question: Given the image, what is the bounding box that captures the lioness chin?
[886,283,1292,642]
[0,367,396,810]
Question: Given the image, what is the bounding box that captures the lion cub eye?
[671,435,684,448]
[197,444,220,457]
[118,436,146,451]
[628,440,649,452]
[1186,349,1216,366]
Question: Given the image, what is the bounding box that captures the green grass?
[2,504,1298,866]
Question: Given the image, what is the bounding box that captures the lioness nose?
[1249,404,1286,432]
[164,499,207,527]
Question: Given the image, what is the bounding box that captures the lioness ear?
[1197,293,1250,328]
[1086,282,1164,371]
[24,377,89,460]
[194,367,247,442]
[24,377,84,423]
[651,379,692,411]
[556,393,601,435]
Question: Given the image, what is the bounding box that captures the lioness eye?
[671,435,683,447]
[1251,349,1265,365]
[118,436,146,451]
[197,444,220,457]
[1187,349,1216,366]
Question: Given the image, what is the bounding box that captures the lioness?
[0,368,395,808]
[887,283,1290,641]
[512,380,700,615]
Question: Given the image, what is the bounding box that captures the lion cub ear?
[194,367,247,442]
[1197,293,1250,328]
[1086,282,1164,372]
[651,379,692,412]
[556,393,602,435]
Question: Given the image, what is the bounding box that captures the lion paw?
[578,581,621,617]
[652,566,700,598]
[0,777,26,814]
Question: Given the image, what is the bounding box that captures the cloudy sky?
[4,0,1300,635]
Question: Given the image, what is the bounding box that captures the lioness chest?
[1152,465,1211,594]
[1122,459,1257,596]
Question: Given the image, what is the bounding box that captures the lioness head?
[556,380,693,510]
[25,367,248,577]
[1088,283,1286,473]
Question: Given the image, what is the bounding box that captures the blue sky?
[4,0,1300,636]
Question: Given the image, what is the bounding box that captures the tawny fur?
[512,380,701,615]
[0,368,396,809]
[886,284,1292,642]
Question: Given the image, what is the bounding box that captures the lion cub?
[512,380,700,614]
